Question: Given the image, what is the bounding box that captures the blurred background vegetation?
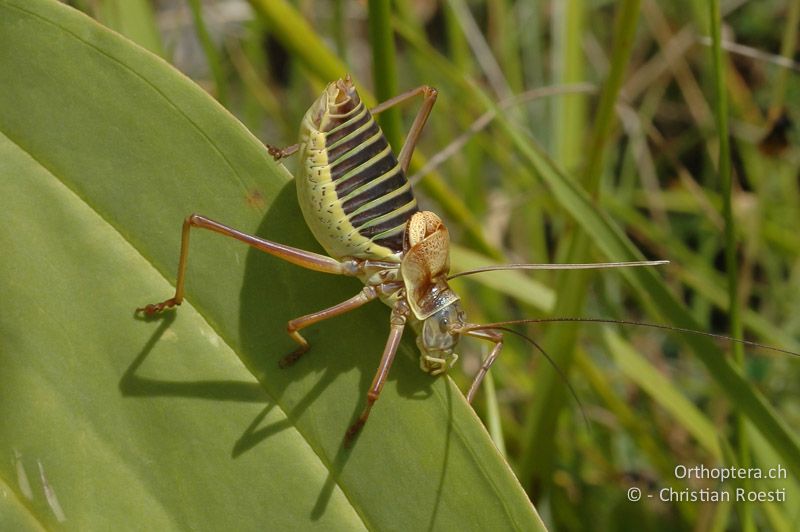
[65,0,799,529]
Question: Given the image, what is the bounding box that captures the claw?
[344,418,365,448]
[279,345,309,368]
[135,297,179,316]
[266,144,283,161]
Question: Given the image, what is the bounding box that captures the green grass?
[3,0,800,530]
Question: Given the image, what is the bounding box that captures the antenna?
[448,260,669,280]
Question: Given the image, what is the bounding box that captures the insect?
[137,76,784,445]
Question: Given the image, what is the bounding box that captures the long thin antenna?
[465,317,800,358]
[448,260,669,280]
[466,325,592,432]
[483,326,590,431]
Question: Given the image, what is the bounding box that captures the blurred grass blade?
[248,0,348,89]
[95,0,163,57]
[186,0,228,105]
[520,0,643,492]
[768,0,800,118]
[748,424,800,529]
[447,0,512,100]
[367,0,402,150]
[708,0,742,374]
[550,0,586,171]
[708,1,750,528]
[603,330,721,457]
[483,367,507,457]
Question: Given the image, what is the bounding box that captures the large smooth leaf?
[0,1,543,529]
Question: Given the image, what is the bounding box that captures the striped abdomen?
[296,78,418,262]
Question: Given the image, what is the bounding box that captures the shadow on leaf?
[120,311,267,402]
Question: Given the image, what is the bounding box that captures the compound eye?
[439,316,449,333]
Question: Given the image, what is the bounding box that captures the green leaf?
[0,0,543,529]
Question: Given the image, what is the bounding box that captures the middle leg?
[281,286,379,368]
[344,301,409,446]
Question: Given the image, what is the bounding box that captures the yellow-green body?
[294,81,418,264]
